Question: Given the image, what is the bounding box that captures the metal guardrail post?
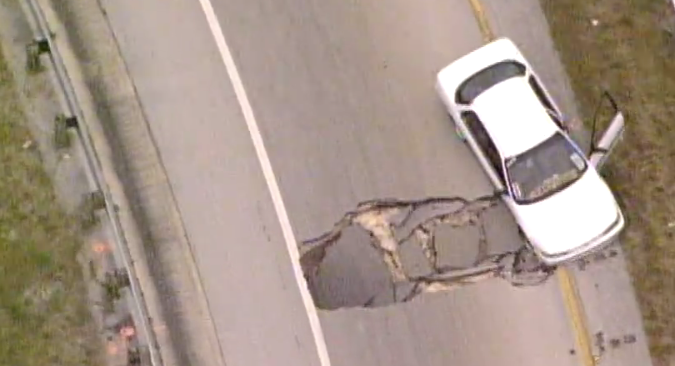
[24,1,163,365]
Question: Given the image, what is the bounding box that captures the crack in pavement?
[300,193,557,308]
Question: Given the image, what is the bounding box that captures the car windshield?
[505,132,587,203]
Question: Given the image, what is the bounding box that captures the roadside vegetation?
[542,1,675,364]
[0,43,99,364]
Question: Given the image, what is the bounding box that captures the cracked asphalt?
[298,193,556,309]
[91,0,653,364]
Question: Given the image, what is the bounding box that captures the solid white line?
[196,1,333,366]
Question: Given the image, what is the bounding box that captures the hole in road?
[299,195,552,310]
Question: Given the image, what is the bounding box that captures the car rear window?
[455,60,527,105]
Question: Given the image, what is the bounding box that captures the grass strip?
[0,42,99,365]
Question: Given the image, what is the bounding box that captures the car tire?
[517,225,527,241]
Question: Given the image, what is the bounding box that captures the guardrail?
[24,0,163,364]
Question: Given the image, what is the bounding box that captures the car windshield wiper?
[527,169,580,200]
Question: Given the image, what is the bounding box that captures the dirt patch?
[541,0,675,364]
[0,41,102,365]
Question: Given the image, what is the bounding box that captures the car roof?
[470,76,558,158]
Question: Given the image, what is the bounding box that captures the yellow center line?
[466,0,495,42]
[558,267,597,366]
[464,1,596,365]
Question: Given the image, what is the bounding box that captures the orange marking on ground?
[107,342,119,355]
[120,326,136,339]
[93,242,110,253]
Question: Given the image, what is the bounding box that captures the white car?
[435,38,625,265]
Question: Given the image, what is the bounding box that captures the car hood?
[515,169,620,256]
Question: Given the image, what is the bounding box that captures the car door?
[460,110,507,189]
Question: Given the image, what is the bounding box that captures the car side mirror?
[589,91,625,171]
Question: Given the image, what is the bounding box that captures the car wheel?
[517,225,527,241]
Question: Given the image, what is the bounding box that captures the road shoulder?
[36,0,227,364]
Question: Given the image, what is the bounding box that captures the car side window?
[461,111,506,183]
[528,76,564,129]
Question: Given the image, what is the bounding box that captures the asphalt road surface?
[94,0,640,365]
